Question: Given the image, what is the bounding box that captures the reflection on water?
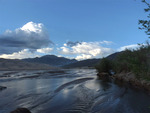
[0,69,150,113]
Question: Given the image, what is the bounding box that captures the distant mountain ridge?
[23,52,121,68]
[22,55,77,67]
[63,59,100,68]
[0,52,121,70]
[0,58,54,71]
[62,52,121,68]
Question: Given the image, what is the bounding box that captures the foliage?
[95,43,150,80]
[139,0,150,37]
[95,58,113,74]
[114,43,150,80]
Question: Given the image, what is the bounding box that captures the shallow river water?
[0,69,150,113]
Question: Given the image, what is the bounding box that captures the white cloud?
[59,41,114,60]
[60,47,70,54]
[21,22,43,33]
[99,40,113,45]
[75,54,92,60]
[0,21,52,54]
[37,47,53,54]
[118,44,139,51]
[0,49,39,59]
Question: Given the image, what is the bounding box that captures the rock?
[113,72,150,92]
[10,108,31,113]
[0,86,7,91]
[97,72,111,81]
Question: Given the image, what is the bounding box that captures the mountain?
[0,52,121,70]
[23,55,77,67]
[106,52,121,60]
[63,52,121,68]
[63,58,100,68]
[0,58,55,71]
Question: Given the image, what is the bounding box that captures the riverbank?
[97,72,150,92]
[113,72,150,92]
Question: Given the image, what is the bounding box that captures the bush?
[114,43,150,80]
[95,43,150,81]
[95,58,113,74]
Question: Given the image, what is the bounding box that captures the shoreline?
[0,67,59,71]
[97,72,150,93]
[113,72,150,92]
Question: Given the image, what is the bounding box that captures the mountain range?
[63,52,120,68]
[0,52,120,70]
[23,55,77,67]
[0,58,55,71]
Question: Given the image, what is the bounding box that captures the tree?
[139,0,150,37]
[95,58,112,74]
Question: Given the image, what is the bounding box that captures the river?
[0,69,150,113]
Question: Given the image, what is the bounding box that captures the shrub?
[95,58,113,74]
[114,43,150,80]
[95,43,150,81]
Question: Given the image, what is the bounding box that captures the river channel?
[0,69,150,113]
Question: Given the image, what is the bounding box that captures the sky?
[0,0,149,60]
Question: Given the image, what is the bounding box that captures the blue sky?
[0,0,149,60]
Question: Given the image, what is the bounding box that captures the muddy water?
[0,69,150,113]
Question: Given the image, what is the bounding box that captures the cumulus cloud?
[75,54,92,60]
[59,41,114,60]
[0,22,52,54]
[0,49,39,59]
[0,47,54,59]
[37,47,53,54]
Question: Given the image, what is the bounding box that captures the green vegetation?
[96,43,150,81]
[95,58,113,75]
[139,0,150,37]
[115,44,150,80]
